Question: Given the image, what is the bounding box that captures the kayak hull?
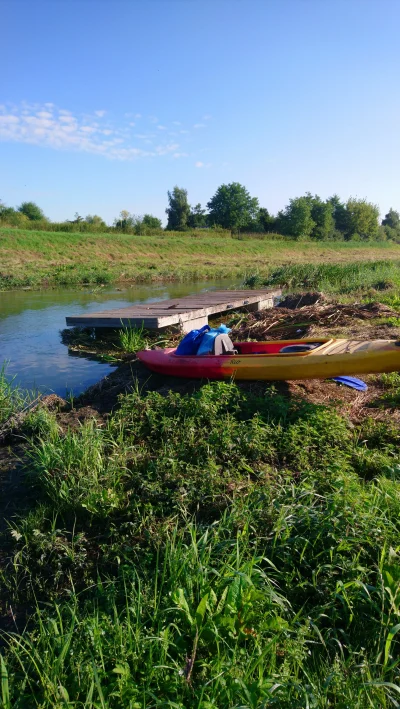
[137,339,400,381]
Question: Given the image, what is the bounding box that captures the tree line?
[1,185,400,241]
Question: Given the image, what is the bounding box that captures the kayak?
[137,338,400,381]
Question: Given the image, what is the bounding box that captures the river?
[0,280,237,396]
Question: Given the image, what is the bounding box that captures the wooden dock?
[66,289,281,332]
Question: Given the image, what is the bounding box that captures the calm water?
[0,280,236,396]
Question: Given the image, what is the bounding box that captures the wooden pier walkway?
[66,288,281,332]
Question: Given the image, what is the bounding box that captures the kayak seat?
[212,334,238,356]
[279,343,321,354]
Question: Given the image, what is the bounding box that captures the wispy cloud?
[193,123,206,129]
[0,102,193,162]
[195,161,204,168]
[202,114,212,120]
[157,125,167,130]
[173,152,189,159]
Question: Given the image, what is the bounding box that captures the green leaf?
[112,664,130,676]
[216,586,229,615]
[0,654,10,709]
[384,623,400,667]
[173,588,194,626]
[195,593,209,628]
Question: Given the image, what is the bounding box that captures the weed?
[119,322,148,353]
[2,380,400,705]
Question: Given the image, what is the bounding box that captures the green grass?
[2,226,400,289]
[1,379,400,706]
[245,259,400,295]
[0,366,27,426]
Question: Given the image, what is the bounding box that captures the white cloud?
[180,129,189,134]
[195,161,204,168]
[172,121,181,126]
[129,122,136,127]
[203,114,212,120]
[135,113,142,119]
[194,123,206,129]
[173,152,188,158]
[0,102,188,162]
[157,125,167,130]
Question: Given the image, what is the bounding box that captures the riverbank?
[1,297,400,706]
[2,226,400,289]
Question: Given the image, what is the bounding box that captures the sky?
[1,0,400,225]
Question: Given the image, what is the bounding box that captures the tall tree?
[308,195,335,240]
[17,201,46,221]
[327,194,349,235]
[165,187,191,231]
[188,203,207,229]
[382,208,400,229]
[258,207,275,232]
[345,198,379,240]
[207,183,259,232]
[277,196,316,239]
[114,210,135,229]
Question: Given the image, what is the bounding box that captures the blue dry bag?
[175,324,210,355]
[196,324,232,355]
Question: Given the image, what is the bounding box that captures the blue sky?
[1,0,400,224]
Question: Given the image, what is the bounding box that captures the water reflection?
[0,279,236,396]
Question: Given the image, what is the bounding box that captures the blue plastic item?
[176,324,210,355]
[196,324,232,355]
[331,376,368,391]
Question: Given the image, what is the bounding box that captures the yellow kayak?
[137,338,400,380]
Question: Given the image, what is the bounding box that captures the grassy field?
[2,226,400,288]
[2,293,400,706]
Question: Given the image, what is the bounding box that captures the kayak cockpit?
[172,339,332,357]
[233,339,331,355]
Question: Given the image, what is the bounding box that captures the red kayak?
[137,337,400,381]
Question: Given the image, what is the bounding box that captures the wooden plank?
[66,288,281,329]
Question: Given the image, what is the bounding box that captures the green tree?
[165,186,191,231]
[0,203,29,226]
[85,214,106,227]
[207,183,259,232]
[258,207,275,232]
[17,201,47,221]
[141,214,162,229]
[277,196,316,239]
[308,195,335,240]
[382,208,400,229]
[327,194,349,236]
[114,210,135,229]
[345,198,379,240]
[188,203,207,229]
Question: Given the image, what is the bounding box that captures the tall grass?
[1,382,400,705]
[244,259,400,294]
[0,366,27,426]
[2,226,400,290]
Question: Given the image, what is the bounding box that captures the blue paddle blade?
[331,376,368,391]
